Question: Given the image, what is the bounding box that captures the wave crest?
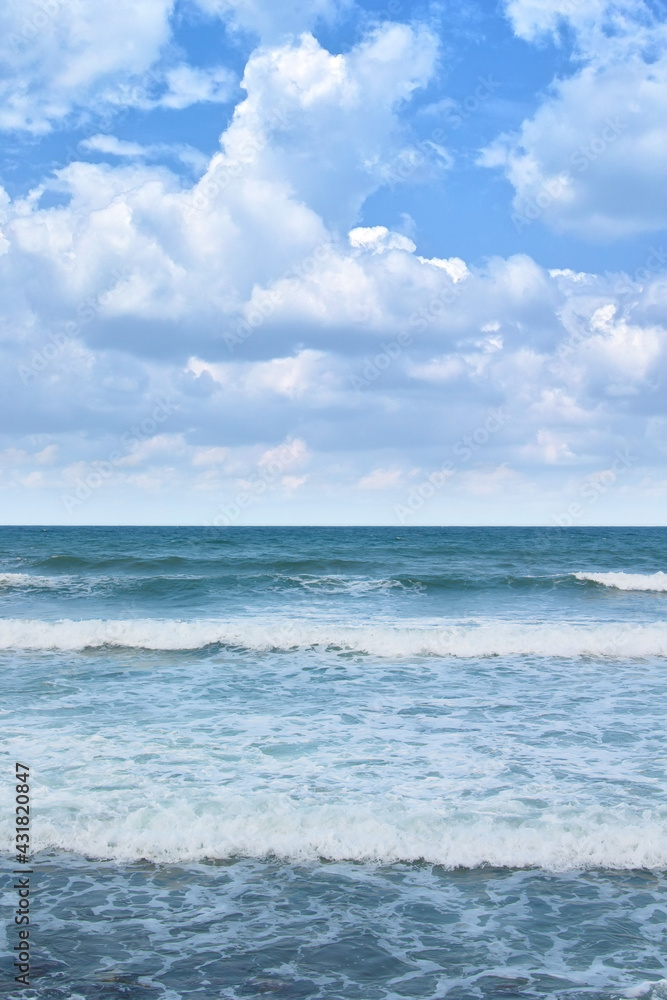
[10,798,667,869]
[0,617,665,657]
[0,572,60,588]
[574,571,667,592]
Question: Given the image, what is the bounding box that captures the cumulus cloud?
[349,227,416,254]
[0,2,239,132]
[3,206,664,508]
[0,0,176,131]
[188,352,338,401]
[217,23,439,227]
[0,22,440,366]
[504,0,640,45]
[0,12,665,523]
[483,0,667,238]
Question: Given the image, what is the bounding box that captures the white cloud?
[357,467,404,490]
[485,0,667,238]
[81,135,148,157]
[214,23,439,227]
[188,352,337,400]
[191,0,348,41]
[80,134,209,173]
[460,464,521,495]
[521,429,577,465]
[0,23,440,352]
[504,0,635,44]
[157,64,236,110]
[417,255,469,282]
[0,2,239,132]
[280,474,308,494]
[258,438,309,471]
[407,357,466,383]
[0,16,665,523]
[192,446,230,466]
[35,444,59,464]
[0,0,175,131]
[349,227,416,255]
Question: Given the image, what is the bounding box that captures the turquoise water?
[1,527,666,998]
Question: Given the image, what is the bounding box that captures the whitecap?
[574,571,667,592]
[11,796,667,869]
[0,572,60,588]
[0,617,664,657]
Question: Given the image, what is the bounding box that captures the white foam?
[574,571,667,592]
[0,572,59,588]
[0,617,664,657]
[624,982,667,999]
[9,797,667,869]
[286,575,412,594]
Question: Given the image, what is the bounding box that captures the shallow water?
[2,855,666,1000]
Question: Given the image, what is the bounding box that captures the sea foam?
[0,572,59,588]
[0,617,665,656]
[10,797,667,869]
[574,571,667,591]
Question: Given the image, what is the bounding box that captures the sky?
[0,0,665,526]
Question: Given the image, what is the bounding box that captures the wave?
[574,571,667,592]
[10,566,665,596]
[9,798,667,869]
[625,982,667,999]
[0,572,60,589]
[32,553,224,576]
[0,617,665,656]
[280,575,418,594]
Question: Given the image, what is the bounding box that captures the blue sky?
[0,0,665,525]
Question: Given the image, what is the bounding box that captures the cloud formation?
[484,0,667,238]
[0,3,665,523]
[0,0,177,131]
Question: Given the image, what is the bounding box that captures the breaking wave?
[0,617,664,657]
[11,797,667,869]
[574,571,667,591]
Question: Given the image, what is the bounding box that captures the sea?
[1,526,666,1000]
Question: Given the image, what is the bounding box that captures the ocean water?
[1,525,666,1000]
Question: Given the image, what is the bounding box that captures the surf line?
[13,761,32,988]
